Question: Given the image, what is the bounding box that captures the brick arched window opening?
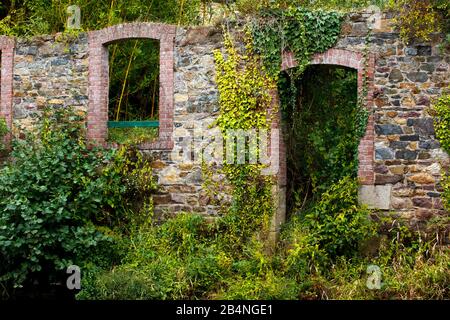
[279,48,376,189]
[0,36,15,146]
[87,23,176,149]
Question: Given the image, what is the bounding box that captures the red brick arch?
[0,36,15,143]
[280,48,376,186]
[87,23,176,149]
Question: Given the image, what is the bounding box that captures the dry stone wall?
[0,11,449,226]
[336,11,450,225]
[13,34,89,132]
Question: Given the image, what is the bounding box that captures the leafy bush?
[0,0,202,36]
[433,94,450,153]
[78,177,378,300]
[108,127,158,145]
[280,66,363,210]
[0,108,156,296]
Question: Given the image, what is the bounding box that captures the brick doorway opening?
[271,48,376,232]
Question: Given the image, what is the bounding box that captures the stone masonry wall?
[1,12,449,226]
[13,34,89,132]
[336,11,450,226]
[150,27,224,216]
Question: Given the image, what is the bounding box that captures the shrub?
[310,238,450,300]
[0,108,155,296]
[281,176,375,276]
[77,176,450,300]
[433,94,450,153]
[393,0,442,44]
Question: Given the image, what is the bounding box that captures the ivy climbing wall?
[0,10,449,228]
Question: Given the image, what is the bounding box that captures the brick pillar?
[0,36,15,147]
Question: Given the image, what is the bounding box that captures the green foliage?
[308,216,450,299]
[108,127,159,145]
[235,0,391,15]
[215,270,299,300]
[212,31,276,243]
[433,94,450,153]
[395,0,440,43]
[0,118,8,153]
[0,108,157,296]
[77,214,228,300]
[79,29,287,297]
[78,175,450,300]
[281,176,375,273]
[310,247,450,300]
[108,39,160,123]
[0,0,202,36]
[0,108,117,290]
[391,0,450,45]
[214,32,276,131]
[432,94,450,212]
[282,66,365,208]
[250,8,361,212]
[300,177,374,258]
[251,7,343,78]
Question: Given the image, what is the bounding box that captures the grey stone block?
[358,185,392,210]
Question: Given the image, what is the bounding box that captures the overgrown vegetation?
[432,94,450,211]
[211,31,276,246]
[251,7,343,78]
[0,118,8,154]
[108,127,159,145]
[75,28,449,301]
[0,0,201,36]
[106,40,161,146]
[0,108,157,298]
[282,66,363,212]
[392,0,450,45]
[235,0,390,15]
[76,177,449,300]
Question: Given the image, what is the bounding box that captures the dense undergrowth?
[77,177,449,300]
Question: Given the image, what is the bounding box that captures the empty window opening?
[107,39,160,145]
[281,65,359,217]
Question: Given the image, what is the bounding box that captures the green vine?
[251,7,343,80]
[432,94,450,211]
[391,0,449,45]
[210,31,277,245]
[354,31,372,161]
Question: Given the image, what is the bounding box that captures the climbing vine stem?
[208,30,277,245]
